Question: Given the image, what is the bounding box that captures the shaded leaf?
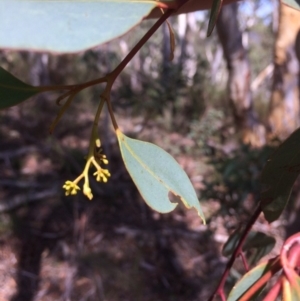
[0,67,41,109]
[207,0,223,37]
[283,0,300,11]
[116,129,205,223]
[0,0,158,52]
[227,258,281,301]
[243,232,276,266]
[222,228,243,257]
[261,128,300,223]
[166,20,175,61]
[223,230,275,266]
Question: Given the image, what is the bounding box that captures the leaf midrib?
[121,134,177,195]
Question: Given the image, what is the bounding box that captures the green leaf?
[282,0,300,11]
[222,230,275,266]
[0,0,159,53]
[207,0,223,37]
[116,129,205,223]
[227,258,281,301]
[261,127,300,223]
[243,232,276,266]
[222,228,243,257]
[0,67,41,109]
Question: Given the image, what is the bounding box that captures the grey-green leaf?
[261,127,300,223]
[116,129,205,223]
[282,0,300,11]
[0,67,41,109]
[0,0,156,52]
[227,258,281,301]
[207,0,223,37]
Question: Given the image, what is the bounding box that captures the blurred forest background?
[1,0,300,300]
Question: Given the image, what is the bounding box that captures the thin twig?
[208,205,262,301]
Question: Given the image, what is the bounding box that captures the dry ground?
[0,95,289,301]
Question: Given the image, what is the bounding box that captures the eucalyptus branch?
[40,1,190,99]
[48,4,188,131]
[240,252,249,272]
[87,96,106,158]
[49,90,79,133]
[107,7,175,87]
[239,258,281,301]
[59,2,192,201]
[208,205,262,301]
[37,75,108,93]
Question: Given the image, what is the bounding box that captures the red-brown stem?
[103,0,190,129]
[281,233,300,287]
[287,242,300,267]
[239,258,282,301]
[107,0,190,87]
[156,1,177,9]
[38,76,108,92]
[219,290,226,301]
[240,251,249,272]
[207,205,262,301]
[262,277,282,301]
[38,2,185,94]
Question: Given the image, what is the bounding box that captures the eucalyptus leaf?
[0,67,41,109]
[207,0,223,36]
[227,258,281,301]
[261,127,300,223]
[0,0,157,53]
[116,129,205,223]
[283,0,300,11]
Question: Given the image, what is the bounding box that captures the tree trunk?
[216,2,265,147]
[268,2,300,140]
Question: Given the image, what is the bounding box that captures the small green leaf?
[207,0,223,37]
[0,67,41,109]
[116,129,205,223]
[223,230,275,266]
[282,0,300,11]
[227,258,281,301]
[261,127,300,223]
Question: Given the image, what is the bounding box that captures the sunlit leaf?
[0,0,158,52]
[227,258,281,301]
[116,129,205,223]
[283,0,300,11]
[261,128,300,223]
[207,0,223,36]
[0,67,41,109]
